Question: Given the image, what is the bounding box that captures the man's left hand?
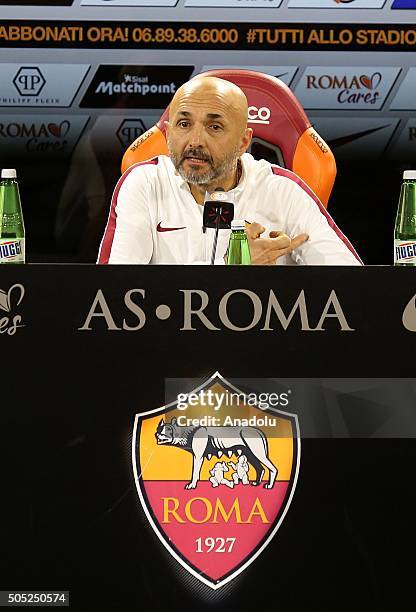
[246,222,309,265]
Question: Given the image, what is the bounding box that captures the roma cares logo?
[132,372,300,589]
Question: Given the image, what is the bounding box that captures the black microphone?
[203,189,234,264]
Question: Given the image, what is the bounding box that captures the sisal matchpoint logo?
[132,372,300,589]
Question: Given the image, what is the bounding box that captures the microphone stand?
[211,204,222,265]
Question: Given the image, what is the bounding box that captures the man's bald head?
[166,75,252,196]
[170,76,249,133]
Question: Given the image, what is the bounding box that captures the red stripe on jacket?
[97,158,159,264]
[271,166,363,264]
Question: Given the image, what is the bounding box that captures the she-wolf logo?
[132,373,300,590]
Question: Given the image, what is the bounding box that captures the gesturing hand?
[247,222,309,265]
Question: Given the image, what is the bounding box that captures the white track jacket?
[98,153,362,265]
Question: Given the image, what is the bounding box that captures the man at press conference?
[97,75,362,266]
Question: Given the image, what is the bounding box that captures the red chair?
[121,69,336,207]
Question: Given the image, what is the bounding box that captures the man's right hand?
[247,222,309,265]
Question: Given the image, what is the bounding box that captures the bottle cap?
[231,219,245,231]
[1,169,17,179]
[403,170,416,180]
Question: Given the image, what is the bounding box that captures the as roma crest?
[132,372,300,589]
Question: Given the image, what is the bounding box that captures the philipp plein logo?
[13,67,46,97]
[0,283,25,335]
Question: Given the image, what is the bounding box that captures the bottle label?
[0,238,25,263]
[395,239,416,264]
[1,211,21,229]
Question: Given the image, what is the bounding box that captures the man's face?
[166,88,249,187]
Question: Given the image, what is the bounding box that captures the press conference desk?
[1,265,415,611]
[1,263,413,374]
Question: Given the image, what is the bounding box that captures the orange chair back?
[121,69,336,207]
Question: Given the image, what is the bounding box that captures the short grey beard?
[169,143,239,187]
[178,164,217,185]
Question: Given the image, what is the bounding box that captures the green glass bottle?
[394,170,416,266]
[0,169,25,264]
[227,219,251,265]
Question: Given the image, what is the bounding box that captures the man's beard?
[168,142,239,186]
